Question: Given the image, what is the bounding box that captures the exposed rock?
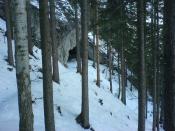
[0,0,108,65]
[58,28,77,65]
[29,2,78,65]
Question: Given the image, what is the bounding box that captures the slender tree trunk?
[121,38,126,105]
[156,68,160,131]
[152,0,157,130]
[5,0,14,66]
[152,32,157,131]
[75,1,82,73]
[50,0,60,84]
[159,66,164,127]
[130,72,133,91]
[39,0,55,130]
[96,0,100,87]
[137,0,146,130]
[160,91,164,126]
[109,43,113,93]
[112,53,114,75]
[9,0,14,39]
[26,0,33,55]
[145,85,148,119]
[14,0,33,130]
[118,52,121,98]
[120,1,126,105]
[92,4,96,68]
[156,1,160,130]
[124,64,127,87]
[92,32,96,68]
[163,0,175,130]
[76,0,90,128]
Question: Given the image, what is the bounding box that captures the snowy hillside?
[0,18,158,131]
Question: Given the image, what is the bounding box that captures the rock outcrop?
[0,0,107,65]
[30,1,77,65]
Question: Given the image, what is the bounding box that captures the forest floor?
[0,18,163,131]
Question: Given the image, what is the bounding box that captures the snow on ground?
[0,18,162,131]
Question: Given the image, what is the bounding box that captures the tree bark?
[118,52,121,99]
[137,0,146,130]
[152,0,157,130]
[163,0,175,130]
[121,38,126,105]
[124,64,127,87]
[39,0,56,130]
[109,43,113,93]
[95,0,100,87]
[14,0,33,130]
[145,84,148,119]
[92,0,96,68]
[5,0,14,66]
[26,0,33,55]
[156,1,160,130]
[75,1,82,73]
[50,0,60,84]
[92,32,96,68]
[76,0,90,129]
[130,72,133,91]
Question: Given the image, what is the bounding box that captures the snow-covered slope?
[0,18,158,131]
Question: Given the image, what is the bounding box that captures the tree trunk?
[27,0,33,55]
[75,1,82,73]
[163,0,175,130]
[92,1,96,68]
[50,0,60,84]
[124,64,127,87]
[130,72,133,91]
[152,0,157,130]
[76,0,90,129]
[109,43,113,93]
[118,52,121,99]
[137,0,146,130]
[121,38,126,105]
[160,92,164,126]
[5,0,14,66]
[92,32,96,68]
[145,85,148,119]
[96,0,100,87]
[14,0,33,130]
[39,0,55,130]
[156,70,160,131]
[156,1,160,130]
[9,0,14,40]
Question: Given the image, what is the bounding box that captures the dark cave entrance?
[68,47,77,61]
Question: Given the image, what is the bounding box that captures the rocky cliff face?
[58,28,77,65]
[0,0,107,65]
[30,2,77,65]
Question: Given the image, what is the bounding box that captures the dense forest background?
[0,0,175,131]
